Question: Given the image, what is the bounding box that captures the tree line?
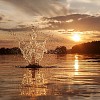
[71,41,100,54]
[0,41,100,55]
[0,47,21,55]
[48,41,100,54]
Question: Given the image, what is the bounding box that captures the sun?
[72,34,81,42]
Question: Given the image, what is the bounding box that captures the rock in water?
[16,64,43,68]
[25,64,42,68]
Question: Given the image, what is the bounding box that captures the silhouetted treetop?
[47,46,67,54]
[55,46,67,54]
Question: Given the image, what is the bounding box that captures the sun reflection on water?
[74,55,79,75]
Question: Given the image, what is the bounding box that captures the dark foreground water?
[0,54,100,100]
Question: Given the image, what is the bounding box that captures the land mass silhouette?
[70,41,100,54]
[0,41,100,55]
[0,47,21,55]
[48,41,100,54]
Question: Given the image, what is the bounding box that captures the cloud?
[0,0,69,29]
[43,14,100,31]
[0,14,5,21]
[0,14,13,23]
[45,14,89,21]
[0,40,17,48]
[4,0,68,17]
[0,27,30,32]
[0,17,3,21]
[68,0,100,14]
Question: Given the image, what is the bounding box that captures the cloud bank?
[44,14,100,31]
[4,0,68,17]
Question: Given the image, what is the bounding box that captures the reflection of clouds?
[74,55,79,75]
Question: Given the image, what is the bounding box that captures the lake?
[0,54,100,100]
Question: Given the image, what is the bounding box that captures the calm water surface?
[0,54,100,100]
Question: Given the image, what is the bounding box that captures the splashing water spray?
[11,26,47,68]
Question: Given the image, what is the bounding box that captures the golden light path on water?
[74,55,79,76]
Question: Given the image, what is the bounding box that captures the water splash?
[11,27,47,66]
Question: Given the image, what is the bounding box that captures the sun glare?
[72,34,81,42]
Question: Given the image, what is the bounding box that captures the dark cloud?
[0,14,13,23]
[0,17,2,21]
[18,25,27,28]
[0,15,4,21]
[4,0,68,17]
[45,14,89,21]
[91,35,100,38]
[0,27,30,32]
[43,14,100,31]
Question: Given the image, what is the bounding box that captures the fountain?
[11,26,47,68]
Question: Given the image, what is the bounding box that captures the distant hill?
[71,41,100,54]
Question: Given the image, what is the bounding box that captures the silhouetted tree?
[55,46,67,54]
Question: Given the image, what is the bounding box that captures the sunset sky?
[0,0,100,49]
